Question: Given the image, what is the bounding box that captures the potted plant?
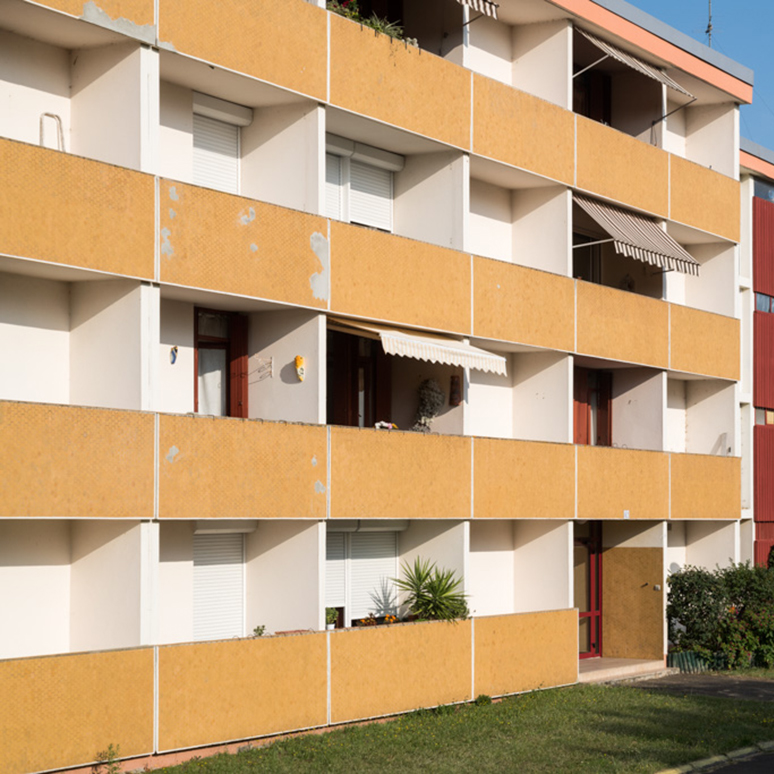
[393,557,469,621]
[326,607,338,630]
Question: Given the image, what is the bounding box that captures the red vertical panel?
[754,426,774,522]
[574,367,589,445]
[754,313,774,409]
[757,523,774,540]
[229,314,249,419]
[754,540,773,567]
[753,197,774,295]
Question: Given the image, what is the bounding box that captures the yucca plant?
[393,558,469,621]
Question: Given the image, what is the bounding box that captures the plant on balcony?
[393,557,469,621]
[327,1,417,45]
[411,378,445,433]
[355,613,399,627]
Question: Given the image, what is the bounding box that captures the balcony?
[670,304,739,380]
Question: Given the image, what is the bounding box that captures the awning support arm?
[572,238,615,249]
[650,97,697,145]
[573,55,610,79]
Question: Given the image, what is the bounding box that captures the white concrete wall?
[739,177,754,283]
[513,520,572,612]
[513,187,571,275]
[465,17,512,85]
[0,30,71,149]
[159,81,194,183]
[69,521,142,652]
[0,273,70,404]
[245,521,320,634]
[394,152,466,250]
[684,521,738,569]
[685,103,737,178]
[0,520,71,658]
[248,309,323,424]
[740,519,754,565]
[242,103,322,213]
[663,99,686,158]
[70,280,142,410]
[469,178,511,262]
[468,520,514,616]
[70,43,144,169]
[512,21,571,109]
[158,521,195,645]
[666,521,687,574]
[391,360,464,435]
[612,368,663,452]
[665,378,686,454]
[159,299,194,414]
[603,520,664,549]
[682,243,736,317]
[513,352,571,443]
[398,521,466,590]
[467,360,514,439]
[685,380,736,456]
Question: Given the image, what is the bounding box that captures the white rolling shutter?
[326,532,346,608]
[349,160,392,231]
[193,533,244,641]
[350,532,397,621]
[193,114,239,194]
[325,153,343,220]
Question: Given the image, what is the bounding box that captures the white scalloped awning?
[574,194,700,276]
[456,0,498,20]
[328,318,507,376]
[577,28,694,98]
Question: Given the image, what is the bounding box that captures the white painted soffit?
[457,0,499,20]
[328,317,508,376]
[574,194,700,276]
[577,27,694,99]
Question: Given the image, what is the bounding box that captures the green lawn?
[156,678,774,774]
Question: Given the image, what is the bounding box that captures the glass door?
[574,522,602,658]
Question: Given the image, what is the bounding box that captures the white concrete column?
[140,282,160,412]
[139,520,160,645]
[139,45,160,174]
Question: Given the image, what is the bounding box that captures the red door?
[575,522,602,658]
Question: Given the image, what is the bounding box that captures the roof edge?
[741,138,774,168]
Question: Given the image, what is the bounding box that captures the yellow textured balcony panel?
[474,438,574,519]
[473,257,574,351]
[671,453,741,520]
[0,402,154,519]
[330,221,471,332]
[670,304,740,380]
[576,118,669,216]
[330,427,470,520]
[576,282,668,367]
[158,635,327,751]
[602,547,664,659]
[158,0,326,100]
[577,446,669,520]
[159,182,328,307]
[670,156,740,242]
[36,0,154,26]
[474,611,577,697]
[159,415,327,520]
[330,620,471,723]
[473,76,574,183]
[329,15,470,149]
[0,648,153,774]
[0,139,154,277]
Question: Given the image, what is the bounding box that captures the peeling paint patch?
[311,455,318,467]
[166,446,180,463]
[309,232,329,302]
[169,209,176,219]
[250,243,258,253]
[80,2,155,45]
[314,480,326,494]
[161,227,174,258]
[239,207,256,225]
[169,187,179,202]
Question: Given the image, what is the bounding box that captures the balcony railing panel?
[671,453,741,520]
[670,304,739,380]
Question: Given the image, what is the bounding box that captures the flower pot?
[326,623,335,631]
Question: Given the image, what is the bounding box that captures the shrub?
[393,558,469,621]
[667,565,728,653]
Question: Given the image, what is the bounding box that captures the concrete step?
[579,658,680,685]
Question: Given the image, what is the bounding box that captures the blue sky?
[624,0,774,151]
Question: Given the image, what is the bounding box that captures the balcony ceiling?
[496,0,567,26]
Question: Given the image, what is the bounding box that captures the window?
[325,134,404,232]
[192,93,253,194]
[326,530,398,626]
[756,292,774,313]
[574,367,612,446]
[195,308,249,418]
[193,533,244,641]
[573,233,603,283]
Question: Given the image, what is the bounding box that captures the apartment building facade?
[0,0,752,771]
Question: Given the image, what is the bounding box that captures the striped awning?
[574,194,700,276]
[577,28,693,98]
[328,318,507,375]
[457,0,499,20]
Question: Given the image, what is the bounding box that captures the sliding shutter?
[349,160,392,231]
[325,153,343,220]
[193,114,239,194]
[326,532,346,608]
[193,533,244,641]
[350,532,397,620]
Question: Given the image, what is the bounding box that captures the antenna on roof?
[706,0,713,48]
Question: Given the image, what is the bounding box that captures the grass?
[155,677,774,774]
